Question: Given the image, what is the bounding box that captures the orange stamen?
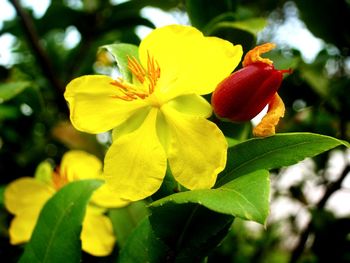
[110,52,161,102]
[110,79,148,100]
[242,43,276,67]
[52,166,68,190]
[127,56,146,83]
[147,51,160,93]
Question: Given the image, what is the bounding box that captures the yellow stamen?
[242,43,276,67]
[110,53,161,101]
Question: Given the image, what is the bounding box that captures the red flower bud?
[211,43,291,123]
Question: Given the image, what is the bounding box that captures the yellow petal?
[61,150,102,181]
[156,94,212,153]
[8,206,42,245]
[161,104,227,189]
[166,94,212,118]
[139,25,243,98]
[155,109,171,153]
[4,177,54,215]
[64,75,148,134]
[104,108,167,201]
[111,107,151,141]
[253,93,285,137]
[91,184,130,208]
[81,207,116,256]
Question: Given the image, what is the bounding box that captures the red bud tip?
[212,43,292,123]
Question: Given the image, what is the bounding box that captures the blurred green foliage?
[1,0,350,262]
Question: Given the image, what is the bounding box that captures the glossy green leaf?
[217,133,349,186]
[120,200,235,262]
[99,43,139,82]
[152,170,269,224]
[117,218,168,263]
[0,81,31,102]
[149,203,234,262]
[19,179,103,263]
[109,200,149,248]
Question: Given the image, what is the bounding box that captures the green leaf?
[152,170,269,224]
[99,43,139,82]
[19,179,103,263]
[206,18,267,36]
[217,132,350,186]
[109,200,149,248]
[186,0,237,29]
[203,17,267,49]
[121,202,234,262]
[149,203,234,262]
[0,81,31,103]
[117,218,168,263]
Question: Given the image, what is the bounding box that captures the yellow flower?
[4,150,126,257]
[64,25,243,201]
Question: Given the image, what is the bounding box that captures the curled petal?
[104,108,167,201]
[162,104,227,189]
[81,206,116,256]
[242,43,276,67]
[253,93,285,137]
[139,25,243,98]
[64,75,148,134]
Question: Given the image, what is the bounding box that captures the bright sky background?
[1,0,349,218]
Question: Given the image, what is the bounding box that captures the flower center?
[52,166,68,190]
[110,52,161,101]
